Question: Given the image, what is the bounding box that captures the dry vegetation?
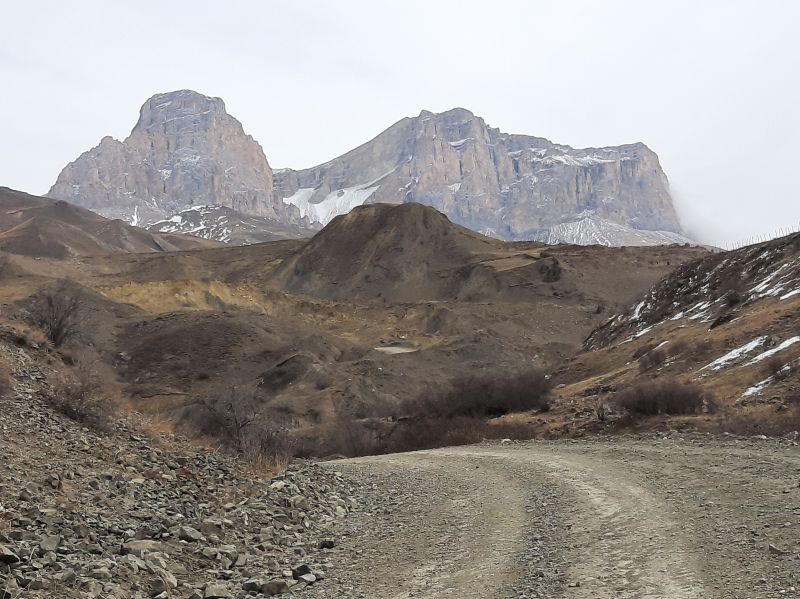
[614,379,712,417]
[47,365,111,430]
[30,287,82,347]
[0,357,12,398]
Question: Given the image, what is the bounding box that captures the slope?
[0,187,219,258]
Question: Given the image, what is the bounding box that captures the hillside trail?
[314,436,800,599]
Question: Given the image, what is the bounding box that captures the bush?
[410,369,551,419]
[539,258,562,283]
[30,289,82,347]
[763,356,798,380]
[638,348,667,372]
[615,379,710,416]
[48,366,108,429]
[185,385,295,468]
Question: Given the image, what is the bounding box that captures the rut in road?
[315,443,720,599]
[455,447,706,598]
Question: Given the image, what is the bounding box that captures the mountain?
[50,91,687,246]
[275,107,685,243]
[48,90,301,227]
[147,204,318,245]
[0,187,218,258]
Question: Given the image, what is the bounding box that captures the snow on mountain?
[148,205,317,245]
[538,217,694,247]
[283,184,380,226]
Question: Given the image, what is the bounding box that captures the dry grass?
[47,365,111,430]
[715,404,800,436]
[615,379,711,417]
[0,357,12,398]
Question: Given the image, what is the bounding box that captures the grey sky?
[2,0,798,246]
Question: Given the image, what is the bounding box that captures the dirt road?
[313,435,800,599]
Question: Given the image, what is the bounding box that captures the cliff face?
[49,90,298,226]
[50,93,685,245]
[276,108,683,241]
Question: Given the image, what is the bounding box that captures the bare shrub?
[408,369,551,419]
[638,348,667,372]
[48,366,108,429]
[632,343,656,360]
[539,258,562,283]
[763,355,798,380]
[30,289,82,347]
[185,385,296,468]
[384,416,536,454]
[615,379,710,416]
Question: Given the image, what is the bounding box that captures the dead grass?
[615,379,711,417]
[0,357,12,398]
[47,365,112,430]
[714,404,800,436]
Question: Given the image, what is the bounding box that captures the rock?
[298,573,316,584]
[120,539,163,557]
[768,543,787,555]
[261,579,291,596]
[291,564,312,579]
[49,90,295,228]
[242,579,261,592]
[178,526,205,543]
[50,94,683,247]
[39,535,62,553]
[203,583,232,598]
[0,545,20,564]
[272,107,684,244]
[318,539,335,549]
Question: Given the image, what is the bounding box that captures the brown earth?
[0,187,219,258]
[0,193,707,443]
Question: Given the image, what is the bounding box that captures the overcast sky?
[2,1,798,246]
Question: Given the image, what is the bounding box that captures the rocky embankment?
[0,341,358,599]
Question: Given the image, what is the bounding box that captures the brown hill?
[540,231,800,435]
[0,187,219,258]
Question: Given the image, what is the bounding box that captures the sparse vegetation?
[185,385,296,468]
[0,358,12,398]
[406,369,552,419]
[539,257,563,283]
[615,379,711,416]
[48,365,108,430]
[638,347,667,372]
[30,288,83,347]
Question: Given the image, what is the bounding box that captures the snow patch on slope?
[541,217,693,247]
[283,185,379,226]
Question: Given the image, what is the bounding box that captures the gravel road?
[312,434,800,599]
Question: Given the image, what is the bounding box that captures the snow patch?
[700,337,767,371]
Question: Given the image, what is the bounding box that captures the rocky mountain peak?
[133,89,228,133]
[48,89,302,228]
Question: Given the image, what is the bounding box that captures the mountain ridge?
[49,90,688,247]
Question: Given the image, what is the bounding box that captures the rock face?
[49,90,299,226]
[50,92,686,246]
[276,107,684,243]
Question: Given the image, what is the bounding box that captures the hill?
[0,187,219,258]
[538,231,800,434]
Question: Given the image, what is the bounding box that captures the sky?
[2,1,798,247]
